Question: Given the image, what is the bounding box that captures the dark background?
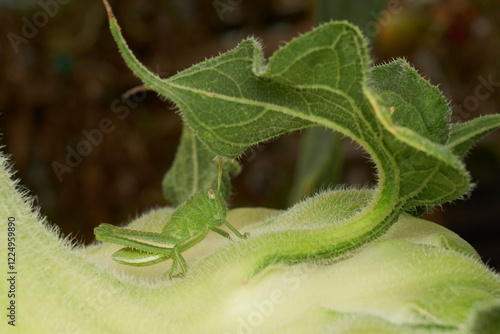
[1,0,499,270]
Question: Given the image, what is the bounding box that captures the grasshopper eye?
[208,189,215,199]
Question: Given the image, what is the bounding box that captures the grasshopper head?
[207,188,227,225]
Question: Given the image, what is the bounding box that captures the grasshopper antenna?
[217,156,223,191]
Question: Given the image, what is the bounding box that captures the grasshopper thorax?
[206,188,227,227]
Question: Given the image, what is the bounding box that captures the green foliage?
[289,0,388,203]
[448,115,500,158]
[0,1,499,332]
[104,0,500,269]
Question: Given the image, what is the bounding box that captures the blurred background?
[0,0,499,270]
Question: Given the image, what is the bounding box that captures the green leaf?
[103,2,500,271]
[162,125,239,205]
[367,59,466,210]
[368,59,451,145]
[292,0,388,205]
[447,114,500,158]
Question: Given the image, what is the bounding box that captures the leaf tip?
[102,0,119,31]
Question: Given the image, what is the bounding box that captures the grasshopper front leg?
[211,220,249,239]
[211,227,233,240]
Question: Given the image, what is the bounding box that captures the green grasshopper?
[94,157,248,278]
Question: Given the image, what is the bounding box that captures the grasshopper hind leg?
[112,247,170,266]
